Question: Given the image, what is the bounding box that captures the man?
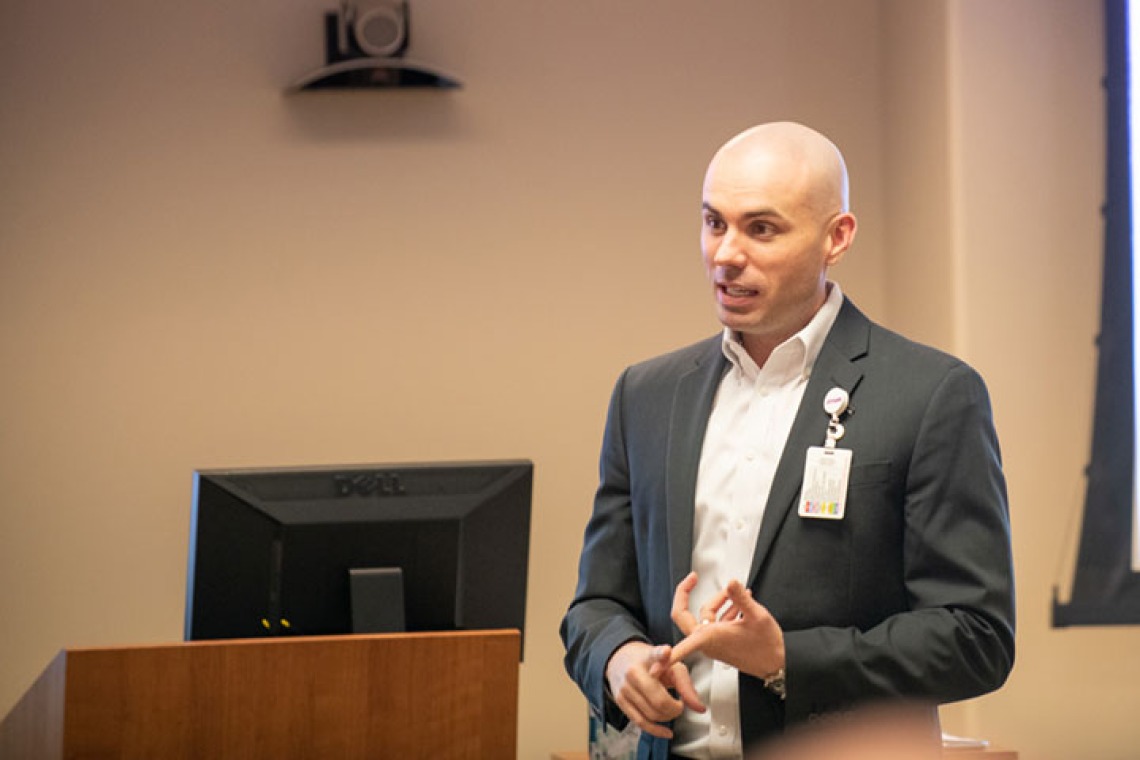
[560,122,1015,759]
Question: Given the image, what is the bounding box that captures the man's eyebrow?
[701,201,786,221]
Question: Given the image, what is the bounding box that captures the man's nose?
[712,228,747,267]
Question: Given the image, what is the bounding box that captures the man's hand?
[669,572,786,680]
[605,640,705,739]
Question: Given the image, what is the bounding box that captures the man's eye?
[705,215,725,232]
[750,221,775,236]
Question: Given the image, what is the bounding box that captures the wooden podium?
[0,629,519,759]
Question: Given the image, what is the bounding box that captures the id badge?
[798,445,852,520]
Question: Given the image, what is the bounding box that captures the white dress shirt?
[670,283,843,759]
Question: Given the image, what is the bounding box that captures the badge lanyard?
[798,387,853,520]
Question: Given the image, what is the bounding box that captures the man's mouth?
[721,284,758,297]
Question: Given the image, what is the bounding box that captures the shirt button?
[735,519,746,532]
[718,724,729,736]
[745,450,756,461]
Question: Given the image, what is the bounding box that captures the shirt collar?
[720,281,844,380]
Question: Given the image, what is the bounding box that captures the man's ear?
[825,212,858,267]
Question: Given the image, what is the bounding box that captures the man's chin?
[716,309,764,333]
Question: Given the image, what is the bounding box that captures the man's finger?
[667,662,707,714]
[618,668,685,738]
[633,715,674,740]
[726,580,754,605]
[646,644,672,678]
[718,602,743,622]
[671,572,700,634]
[668,626,711,664]
[613,692,675,740]
[698,586,731,624]
[637,720,674,741]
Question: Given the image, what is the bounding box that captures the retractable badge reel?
[798,387,853,520]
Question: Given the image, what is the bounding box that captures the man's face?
[700,148,848,355]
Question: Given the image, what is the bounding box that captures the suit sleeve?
[779,362,1015,719]
[560,368,652,726]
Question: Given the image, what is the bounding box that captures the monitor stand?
[348,567,406,633]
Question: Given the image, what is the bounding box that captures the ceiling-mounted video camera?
[293,0,458,90]
[331,0,409,61]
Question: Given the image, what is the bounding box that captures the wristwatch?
[762,667,786,700]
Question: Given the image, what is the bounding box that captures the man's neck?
[739,284,837,368]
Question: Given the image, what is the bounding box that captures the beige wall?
[0,1,1131,758]
[947,2,1140,758]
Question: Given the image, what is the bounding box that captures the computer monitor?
[184,459,532,657]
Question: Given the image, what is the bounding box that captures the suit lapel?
[666,338,728,593]
[747,299,871,586]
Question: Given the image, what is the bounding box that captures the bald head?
[706,122,851,219]
[698,122,858,365]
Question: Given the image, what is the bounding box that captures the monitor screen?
[184,459,532,656]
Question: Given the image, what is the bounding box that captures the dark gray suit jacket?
[560,298,1015,758]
